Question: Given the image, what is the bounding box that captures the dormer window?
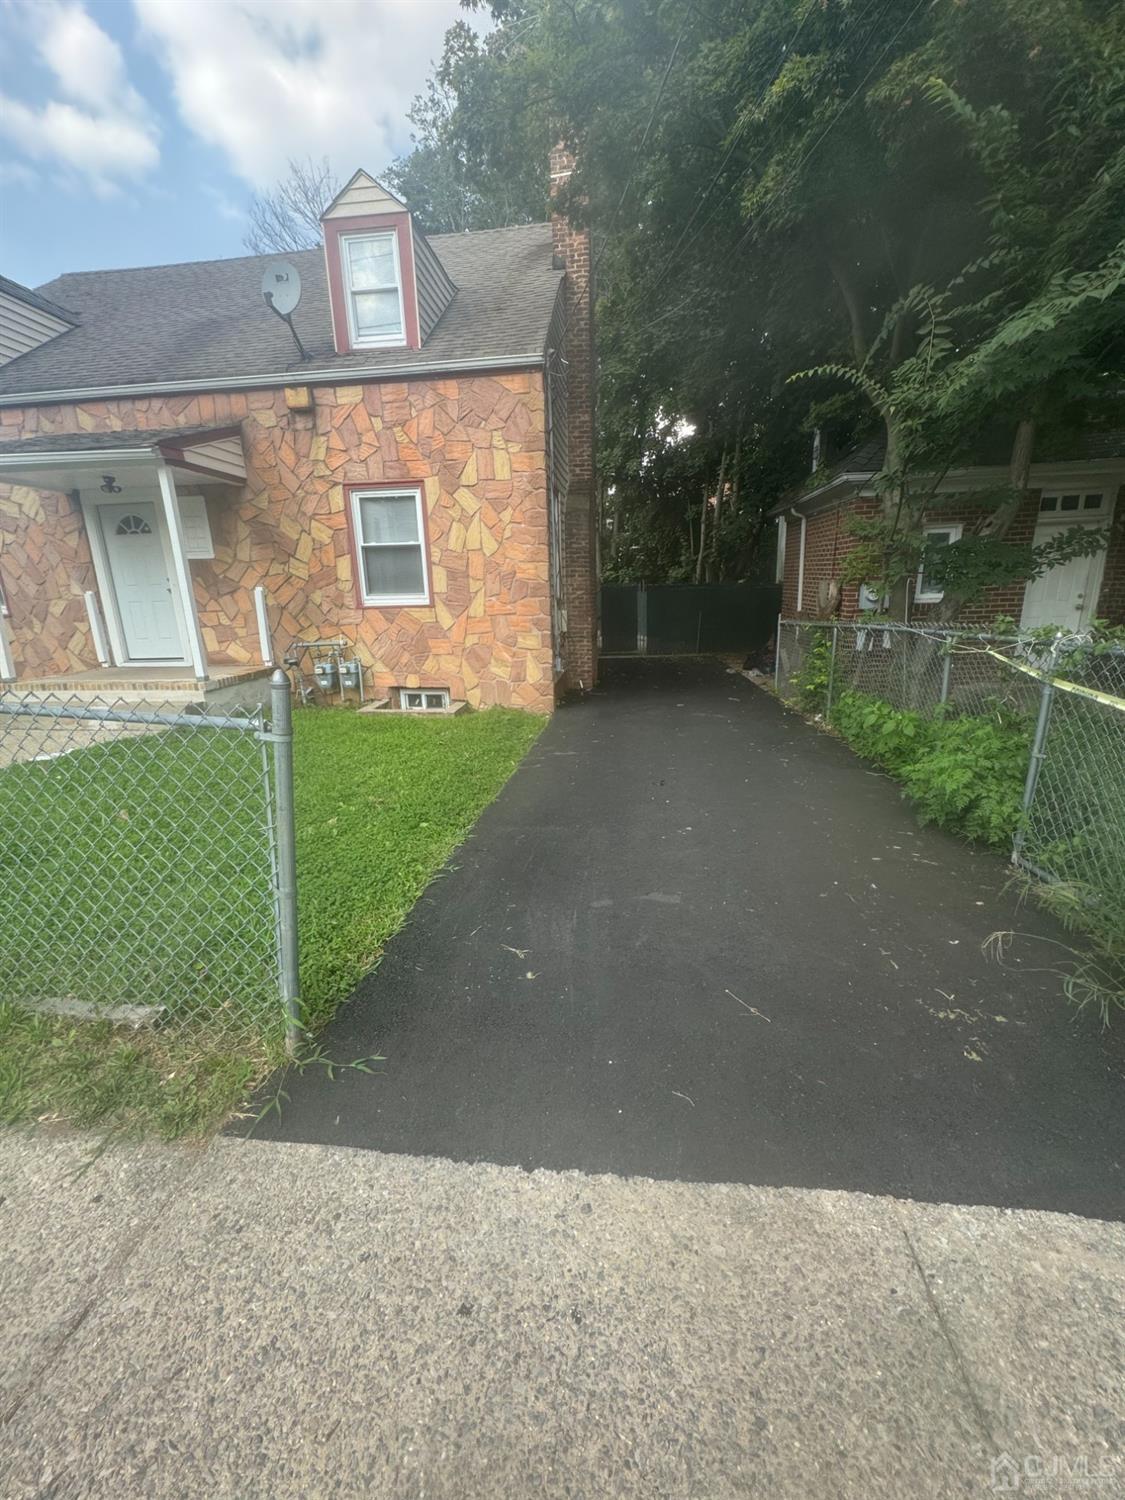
[320,169,457,357]
[342,231,405,347]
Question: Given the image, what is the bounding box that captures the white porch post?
[0,605,15,682]
[253,585,274,667]
[83,590,112,667]
[155,458,208,682]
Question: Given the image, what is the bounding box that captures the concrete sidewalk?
[2,1132,1123,1498]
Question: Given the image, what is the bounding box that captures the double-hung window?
[342,232,405,347]
[351,487,430,607]
[915,523,963,603]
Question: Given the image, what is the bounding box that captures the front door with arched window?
[99,502,183,661]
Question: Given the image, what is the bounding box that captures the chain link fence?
[0,676,299,1048]
[776,620,1125,946]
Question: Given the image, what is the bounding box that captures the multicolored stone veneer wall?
[0,372,556,710]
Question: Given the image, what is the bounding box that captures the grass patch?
[293,707,544,1026]
[0,705,544,1137]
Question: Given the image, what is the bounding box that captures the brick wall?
[780,499,877,619]
[910,493,1039,626]
[550,143,598,691]
[0,372,557,710]
[781,486,1125,627]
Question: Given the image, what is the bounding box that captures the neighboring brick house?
[774,434,1125,630]
[0,151,597,712]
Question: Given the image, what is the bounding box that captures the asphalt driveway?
[246,657,1124,1220]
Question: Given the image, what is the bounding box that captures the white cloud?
[133,0,471,188]
[0,0,159,189]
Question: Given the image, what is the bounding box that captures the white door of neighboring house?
[100,502,183,661]
[1020,490,1113,633]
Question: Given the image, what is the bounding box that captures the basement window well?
[400,688,451,712]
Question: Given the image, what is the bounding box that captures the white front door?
[101,502,183,660]
[1020,541,1103,632]
[1020,490,1114,633]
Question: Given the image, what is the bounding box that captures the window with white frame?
[351,487,430,606]
[342,232,405,347]
[1039,491,1105,515]
[400,688,450,712]
[915,522,963,603]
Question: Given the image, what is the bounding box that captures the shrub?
[829,690,1031,848]
[899,711,1031,847]
[829,690,934,777]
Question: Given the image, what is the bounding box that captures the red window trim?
[324,213,421,354]
[344,479,435,612]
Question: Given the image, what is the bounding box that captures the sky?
[0,0,475,289]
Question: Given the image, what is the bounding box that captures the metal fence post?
[773,614,783,692]
[270,668,302,1055]
[825,623,839,717]
[939,634,955,706]
[1012,674,1054,867]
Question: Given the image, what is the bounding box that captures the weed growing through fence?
[790,627,833,714]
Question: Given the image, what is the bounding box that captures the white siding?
[0,290,71,367]
[323,171,405,219]
[176,435,246,480]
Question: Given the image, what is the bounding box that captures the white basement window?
[401,689,450,712]
[915,523,963,603]
[352,488,430,607]
[342,232,405,347]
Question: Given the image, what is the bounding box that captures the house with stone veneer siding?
[774,433,1125,631]
[0,151,596,713]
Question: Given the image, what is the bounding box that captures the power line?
[594,16,692,273]
[641,2,821,291]
[623,0,891,323]
[713,0,927,285]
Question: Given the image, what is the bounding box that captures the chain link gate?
[0,671,300,1052]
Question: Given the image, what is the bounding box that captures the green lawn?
[0,705,544,1137]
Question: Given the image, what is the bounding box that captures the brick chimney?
[549,143,598,691]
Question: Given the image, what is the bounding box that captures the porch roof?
[0,423,246,489]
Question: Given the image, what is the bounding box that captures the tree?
[244,157,340,254]
[789,0,1125,614]
[384,19,549,234]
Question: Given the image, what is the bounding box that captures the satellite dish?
[261,259,301,316]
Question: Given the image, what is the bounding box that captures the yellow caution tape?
[959,642,1125,713]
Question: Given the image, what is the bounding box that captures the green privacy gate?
[600,583,781,656]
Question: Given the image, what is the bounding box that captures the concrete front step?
[11,666,273,712]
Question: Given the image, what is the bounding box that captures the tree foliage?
[262,1,1125,602]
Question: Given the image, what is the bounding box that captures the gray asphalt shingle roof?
[827,428,1125,479]
[0,223,561,397]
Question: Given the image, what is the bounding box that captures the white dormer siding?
[322,170,407,219]
[320,169,456,356]
[0,284,73,368]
